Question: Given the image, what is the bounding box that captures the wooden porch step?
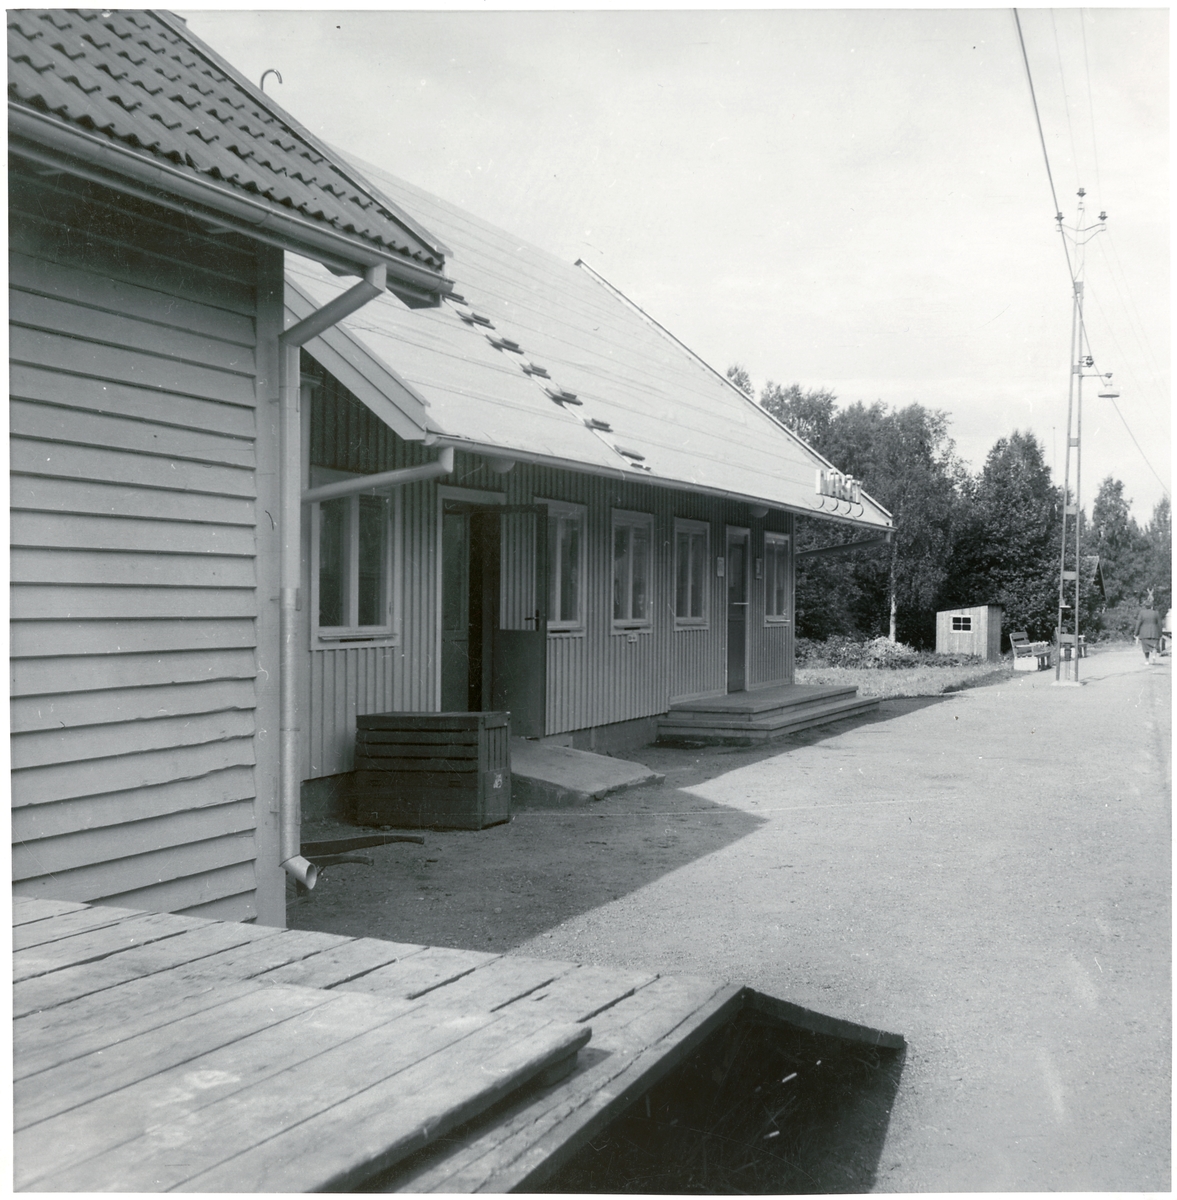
[667,683,859,718]
[658,693,879,746]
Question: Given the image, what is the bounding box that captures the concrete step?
[511,739,664,808]
[658,694,879,746]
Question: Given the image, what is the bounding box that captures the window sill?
[764,617,791,626]
[611,624,653,636]
[548,627,586,638]
[674,620,710,631]
[314,634,400,650]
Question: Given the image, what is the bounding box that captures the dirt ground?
[291,644,1170,1192]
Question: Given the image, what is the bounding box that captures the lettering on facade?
[814,468,862,504]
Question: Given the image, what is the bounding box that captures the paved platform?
[13,894,901,1192]
[510,738,664,807]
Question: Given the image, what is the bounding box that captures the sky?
[181,6,1170,523]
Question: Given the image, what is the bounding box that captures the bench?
[1010,630,1051,671]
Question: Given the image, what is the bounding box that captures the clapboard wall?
[9,170,284,923]
[301,360,794,776]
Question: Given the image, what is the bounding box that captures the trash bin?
[352,712,511,830]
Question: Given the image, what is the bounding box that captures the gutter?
[424,434,891,533]
[275,266,456,887]
[795,534,893,561]
[9,108,451,298]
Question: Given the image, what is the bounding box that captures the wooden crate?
[352,713,511,830]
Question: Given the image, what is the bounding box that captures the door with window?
[726,528,750,692]
[440,502,548,735]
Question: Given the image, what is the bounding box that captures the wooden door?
[726,529,749,693]
[490,506,548,737]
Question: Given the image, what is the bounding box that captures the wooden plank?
[257,937,426,989]
[176,928,355,982]
[10,394,254,465]
[13,800,254,880]
[12,896,90,925]
[400,955,580,1014]
[172,1008,589,1193]
[12,767,255,842]
[12,708,256,770]
[355,756,480,773]
[356,729,485,746]
[355,741,480,758]
[11,679,257,735]
[13,904,143,950]
[10,438,256,500]
[358,713,508,731]
[397,978,742,1194]
[11,582,256,622]
[11,616,256,661]
[12,739,256,808]
[10,327,256,408]
[332,945,500,1001]
[496,963,660,1024]
[11,921,310,1018]
[12,911,207,982]
[9,251,257,348]
[98,859,259,919]
[11,646,257,699]
[20,989,422,1192]
[10,286,258,370]
[11,510,256,558]
[10,474,255,527]
[15,984,334,1137]
[15,975,259,1081]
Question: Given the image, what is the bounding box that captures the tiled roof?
[288,158,892,530]
[7,9,446,276]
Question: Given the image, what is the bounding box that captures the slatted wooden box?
[352,712,511,830]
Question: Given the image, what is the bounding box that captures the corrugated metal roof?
[289,156,892,529]
[7,10,447,278]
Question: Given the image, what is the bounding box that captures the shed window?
[674,519,709,626]
[952,615,972,631]
[544,499,586,631]
[764,533,791,621]
[311,478,398,645]
[612,509,653,628]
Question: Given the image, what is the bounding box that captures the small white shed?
[936,604,1003,662]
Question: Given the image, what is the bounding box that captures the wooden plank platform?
[659,682,880,745]
[12,895,904,1192]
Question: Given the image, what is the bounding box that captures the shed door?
[488,506,548,737]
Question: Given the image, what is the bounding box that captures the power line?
[1050,9,1081,190]
[1012,9,1075,282]
[1079,10,1104,202]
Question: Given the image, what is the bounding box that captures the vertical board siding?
[301,362,799,766]
[9,172,263,918]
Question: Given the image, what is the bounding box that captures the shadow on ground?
[539,1010,906,1194]
[290,784,766,951]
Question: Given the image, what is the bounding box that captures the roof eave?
[9,105,454,303]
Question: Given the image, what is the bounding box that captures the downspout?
[276,264,388,888]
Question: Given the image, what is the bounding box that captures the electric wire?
[1012,8,1075,282]
[1094,232,1167,386]
[1078,310,1170,498]
[1079,11,1104,203]
[1050,9,1082,191]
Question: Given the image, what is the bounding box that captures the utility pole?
[1054,189,1108,684]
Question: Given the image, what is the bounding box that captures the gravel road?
[293,644,1170,1191]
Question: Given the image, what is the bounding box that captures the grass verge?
[795,660,1011,699]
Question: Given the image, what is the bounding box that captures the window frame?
[952,615,973,632]
[542,498,587,634]
[309,466,401,649]
[763,531,792,624]
[673,518,710,629]
[611,508,655,632]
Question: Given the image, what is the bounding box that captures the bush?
[796,635,983,670]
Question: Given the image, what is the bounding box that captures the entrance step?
[511,739,664,808]
[658,684,879,746]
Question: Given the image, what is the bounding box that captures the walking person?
[1133,591,1162,665]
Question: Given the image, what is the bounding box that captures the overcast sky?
[182,7,1169,522]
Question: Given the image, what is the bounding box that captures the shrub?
[796,635,983,670]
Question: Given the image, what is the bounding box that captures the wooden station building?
[9,10,892,929]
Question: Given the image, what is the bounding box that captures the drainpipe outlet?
[282,855,319,889]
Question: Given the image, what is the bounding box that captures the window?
[674,519,709,626]
[311,475,398,644]
[764,533,791,621]
[612,509,653,628]
[952,615,972,632]
[544,500,585,631]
